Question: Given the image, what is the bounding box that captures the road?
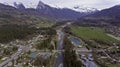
[107,34,120,41]
[0,35,41,67]
[101,49,117,62]
[0,22,71,67]
[0,46,25,67]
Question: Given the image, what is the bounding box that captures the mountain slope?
[73,6,98,13]
[36,1,86,20]
[89,5,120,17]
[12,1,92,20]
[0,3,52,25]
[14,2,25,10]
[78,5,120,26]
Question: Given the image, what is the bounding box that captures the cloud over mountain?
[0,0,120,10]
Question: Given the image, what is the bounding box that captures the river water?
[54,30,64,67]
[70,37,81,46]
[54,30,97,67]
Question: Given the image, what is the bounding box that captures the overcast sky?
[0,0,120,10]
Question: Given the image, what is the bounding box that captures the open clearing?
[36,22,54,27]
[71,26,120,44]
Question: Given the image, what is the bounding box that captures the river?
[54,29,64,67]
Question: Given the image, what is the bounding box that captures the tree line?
[0,24,56,43]
[63,35,82,67]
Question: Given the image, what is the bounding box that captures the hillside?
[76,5,120,26]
[34,1,87,20]
[0,3,52,25]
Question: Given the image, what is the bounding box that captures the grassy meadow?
[36,22,55,28]
[71,26,120,44]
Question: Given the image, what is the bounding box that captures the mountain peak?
[13,2,25,9]
[36,1,47,9]
[38,0,45,5]
[113,4,120,8]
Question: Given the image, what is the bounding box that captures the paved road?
[107,34,120,41]
[101,49,117,62]
[0,47,23,67]
[0,35,41,67]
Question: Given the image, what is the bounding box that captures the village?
[0,34,57,67]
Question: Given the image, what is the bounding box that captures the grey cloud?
[0,0,120,9]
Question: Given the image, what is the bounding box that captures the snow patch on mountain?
[72,6,98,13]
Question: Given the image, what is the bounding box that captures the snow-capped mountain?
[73,6,98,13]
[36,1,48,9]
[35,1,86,19]
[11,1,97,20]
[13,2,25,9]
[77,4,120,25]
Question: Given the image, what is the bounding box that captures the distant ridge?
[35,1,87,20]
[77,4,120,26]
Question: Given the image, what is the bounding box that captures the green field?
[71,26,120,44]
[36,22,54,27]
[107,64,120,67]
